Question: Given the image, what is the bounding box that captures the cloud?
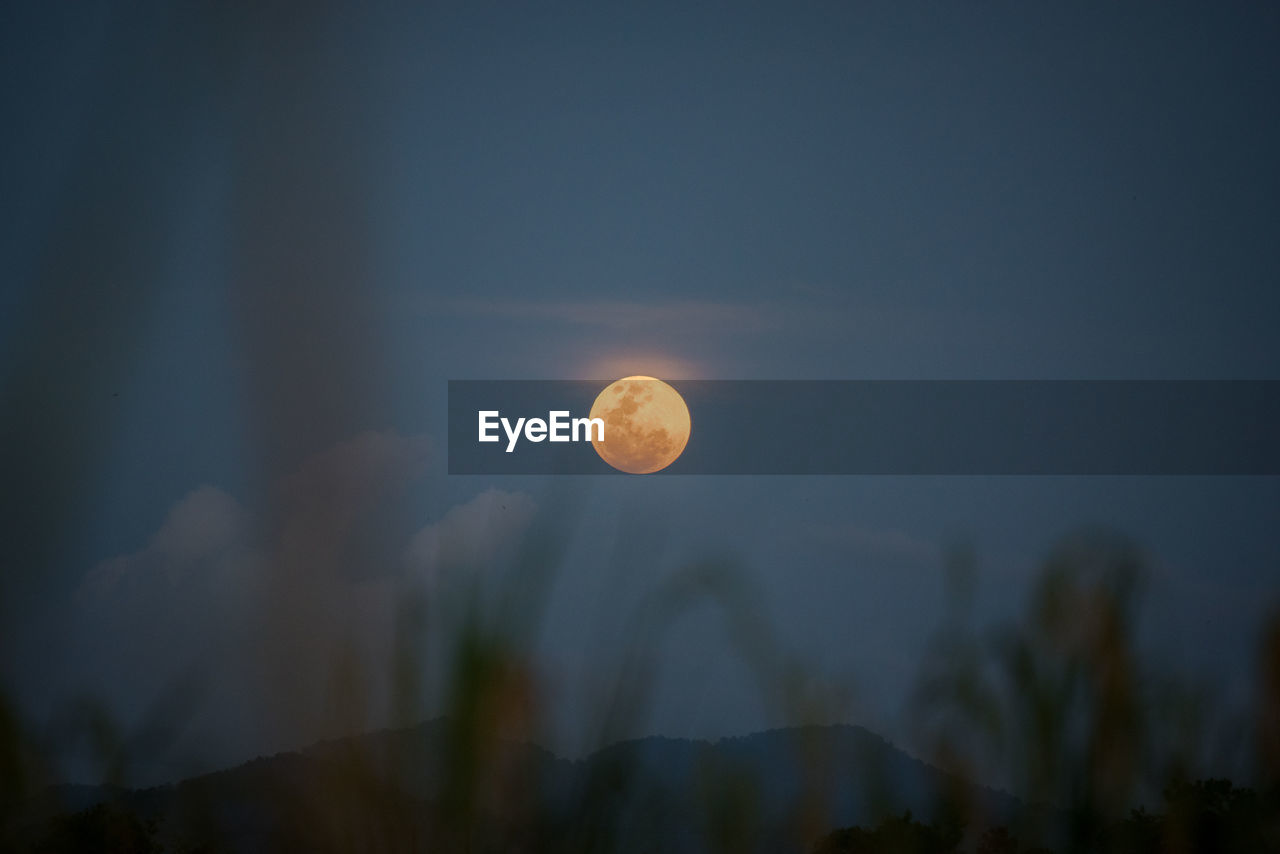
[405,488,537,582]
[424,297,776,334]
[68,432,541,776]
[77,486,251,607]
[76,430,432,609]
[149,486,249,564]
[575,352,706,380]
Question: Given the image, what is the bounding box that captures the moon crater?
[589,377,691,474]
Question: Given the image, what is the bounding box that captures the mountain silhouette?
[10,721,1025,853]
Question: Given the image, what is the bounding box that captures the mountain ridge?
[15,720,1026,853]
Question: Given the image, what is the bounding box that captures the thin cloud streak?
[422,297,777,334]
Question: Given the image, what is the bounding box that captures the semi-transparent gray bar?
[448,381,1280,475]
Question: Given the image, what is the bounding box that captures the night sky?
[3,2,1279,787]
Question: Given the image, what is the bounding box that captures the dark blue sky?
[2,2,1279,785]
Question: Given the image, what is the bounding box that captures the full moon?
[589,376,692,474]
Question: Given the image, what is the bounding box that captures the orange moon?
[589,376,692,474]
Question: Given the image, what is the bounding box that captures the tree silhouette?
[812,811,963,854]
[1097,778,1280,854]
[33,803,161,854]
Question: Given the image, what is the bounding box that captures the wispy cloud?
[422,297,777,334]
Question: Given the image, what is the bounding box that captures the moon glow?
[589,376,692,474]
